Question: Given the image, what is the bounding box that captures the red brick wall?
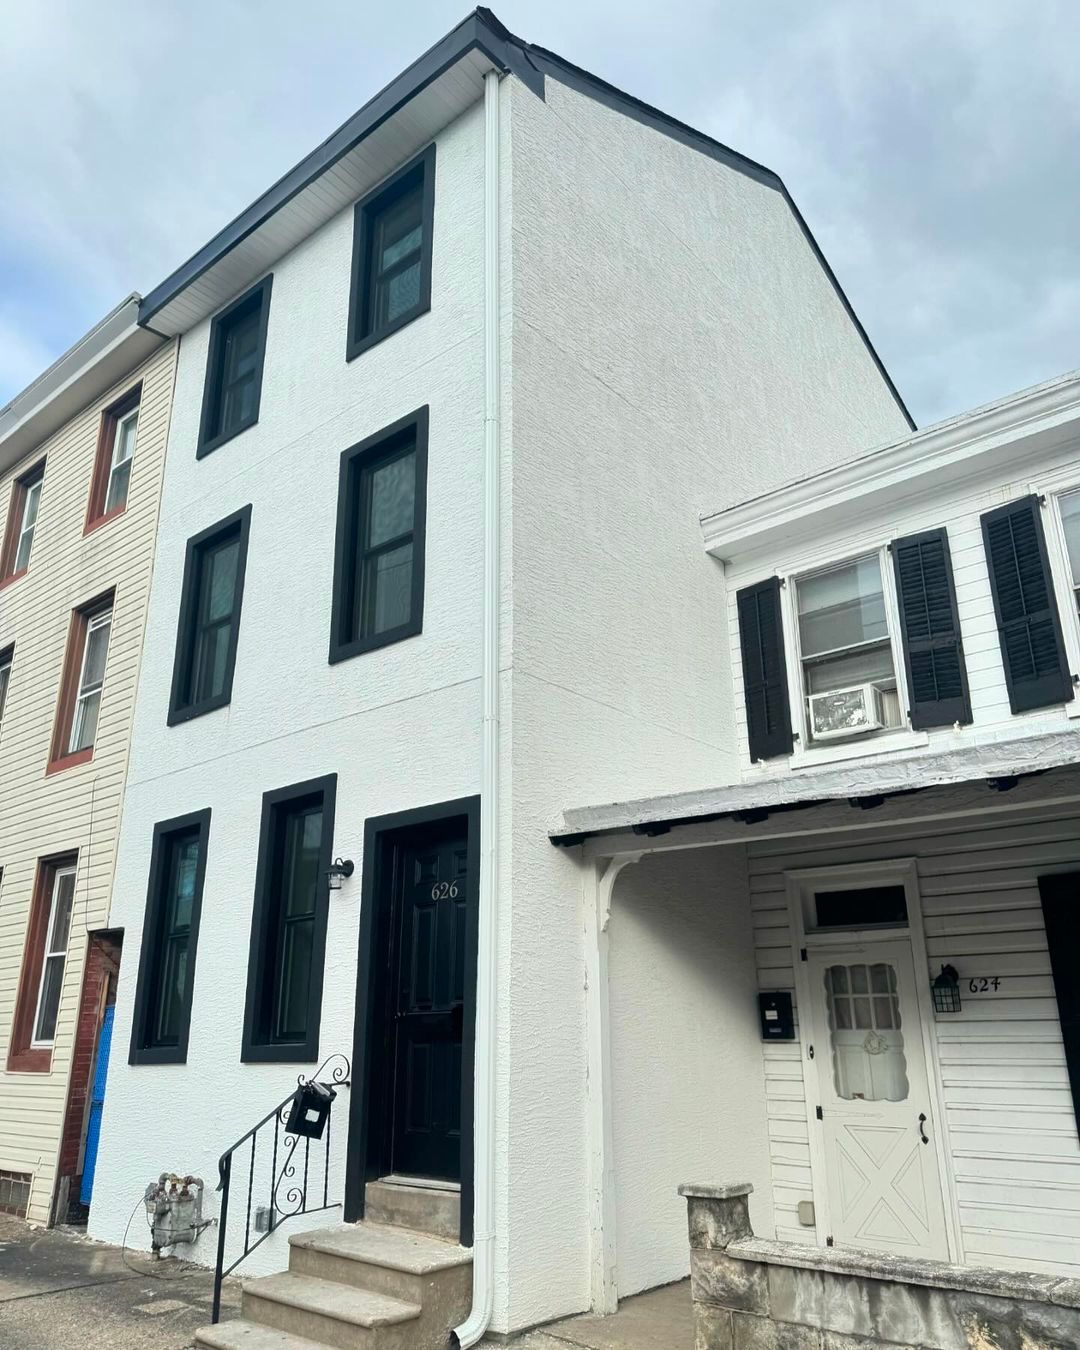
[55,931,122,1205]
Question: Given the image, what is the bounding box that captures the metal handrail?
[211,1054,350,1323]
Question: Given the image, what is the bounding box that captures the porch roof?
[549,729,1080,847]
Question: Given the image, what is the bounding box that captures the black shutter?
[737,576,793,762]
[981,496,1074,713]
[891,528,971,729]
[1038,872,1080,1142]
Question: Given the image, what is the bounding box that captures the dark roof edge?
[138,10,539,325]
[502,18,915,431]
[137,7,913,432]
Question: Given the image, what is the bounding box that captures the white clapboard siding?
[748,801,1080,1277]
[0,339,176,1223]
[726,443,1080,775]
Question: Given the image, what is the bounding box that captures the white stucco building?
[79,10,953,1346]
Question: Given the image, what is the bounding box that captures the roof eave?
[702,366,1080,565]
[0,296,164,477]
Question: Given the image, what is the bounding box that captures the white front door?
[805,940,949,1260]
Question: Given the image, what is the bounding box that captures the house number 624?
[431,881,459,900]
[967,976,1001,993]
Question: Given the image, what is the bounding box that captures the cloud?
[1,1,1078,425]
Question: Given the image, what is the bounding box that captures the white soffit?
[144,50,497,337]
[702,367,1080,565]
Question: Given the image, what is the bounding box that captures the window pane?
[375,188,423,271]
[814,886,909,930]
[0,660,10,725]
[70,691,101,753]
[364,541,413,635]
[81,618,111,691]
[1062,491,1080,586]
[376,263,421,328]
[204,540,239,623]
[114,411,138,465]
[50,872,76,953]
[825,961,909,1102]
[367,451,415,547]
[283,807,322,920]
[804,644,895,694]
[154,938,188,1045]
[104,458,132,515]
[798,556,888,658]
[35,955,65,1043]
[192,623,230,703]
[23,480,41,531]
[219,310,260,432]
[171,838,199,932]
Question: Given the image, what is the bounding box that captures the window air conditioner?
[807,683,886,740]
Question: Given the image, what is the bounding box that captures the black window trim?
[329,407,428,664]
[241,774,337,1064]
[168,505,252,726]
[196,275,273,459]
[346,144,436,362]
[129,808,211,1066]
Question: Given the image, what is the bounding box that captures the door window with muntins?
[825,961,909,1102]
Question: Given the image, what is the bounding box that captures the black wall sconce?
[284,1079,336,1139]
[932,964,961,1014]
[327,857,354,891]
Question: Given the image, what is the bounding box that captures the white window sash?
[104,409,138,513]
[14,480,41,570]
[68,611,111,754]
[31,866,76,1047]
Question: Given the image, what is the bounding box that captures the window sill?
[241,1042,320,1065]
[790,729,930,771]
[6,1047,51,1073]
[328,618,423,665]
[196,415,258,461]
[129,1044,188,1067]
[345,302,429,363]
[167,693,233,727]
[46,747,94,777]
[0,568,28,593]
[84,503,127,537]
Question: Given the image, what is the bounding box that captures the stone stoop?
[194,1215,472,1350]
[363,1180,461,1242]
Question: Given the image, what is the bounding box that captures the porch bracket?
[585,851,642,1314]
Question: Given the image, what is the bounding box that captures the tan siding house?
[0,300,174,1224]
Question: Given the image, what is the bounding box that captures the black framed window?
[169,506,252,725]
[347,145,435,360]
[129,809,211,1065]
[329,408,428,663]
[242,776,336,1062]
[197,276,273,457]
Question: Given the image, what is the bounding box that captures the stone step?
[195,1321,330,1350]
[241,1270,420,1350]
[364,1179,460,1242]
[289,1220,472,1310]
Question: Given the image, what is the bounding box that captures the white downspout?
[454,65,502,1350]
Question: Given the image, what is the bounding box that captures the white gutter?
[454,66,502,1350]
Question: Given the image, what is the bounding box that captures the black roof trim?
[137,8,913,430]
[138,10,541,325]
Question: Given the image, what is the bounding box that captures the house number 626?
[431,881,459,900]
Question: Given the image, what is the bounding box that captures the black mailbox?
[757,991,795,1041]
[284,1080,337,1139]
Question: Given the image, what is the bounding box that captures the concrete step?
[364,1179,460,1242]
[290,1220,472,1311]
[195,1321,329,1350]
[241,1270,420,1350]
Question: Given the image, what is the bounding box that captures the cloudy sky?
[2,1,1078,426]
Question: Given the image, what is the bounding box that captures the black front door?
[388,823,468,1180]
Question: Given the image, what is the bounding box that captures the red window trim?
[47,589,115,775]
[84,385,141,535]
[7,853,79,1073]
[0,459,46,585]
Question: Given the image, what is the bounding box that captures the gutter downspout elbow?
[453,65,502,1350]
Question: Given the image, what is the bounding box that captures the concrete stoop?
[195,1190,472,1350]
